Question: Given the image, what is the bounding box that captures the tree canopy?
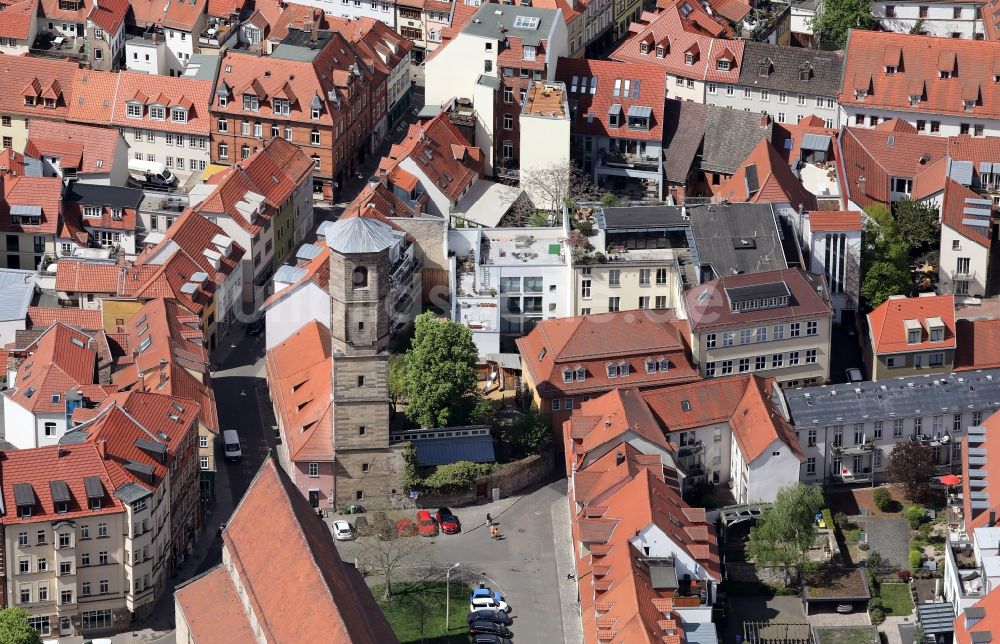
[747,484,825,569]
[402,313,482,428]
[812,0,879,48]
[892,199,940,250]
[498,405,552,457]
[860,204,914,310]
[0,608,42,644]
[888,442,936,502]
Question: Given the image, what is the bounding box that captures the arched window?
[353,266,368,289]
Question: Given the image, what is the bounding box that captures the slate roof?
[662,100,708,183]
[322,216,400,254]
[687,202,787,278]
[779,368,1000,428]
[413,435,496,466]
[737,42,843,97]
[701,105,774,174]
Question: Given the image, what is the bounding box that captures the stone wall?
[415,450,556,508]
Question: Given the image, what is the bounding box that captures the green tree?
[359,511,430,600]
[861,261,912,309]
[499,406,552,457]
[909,18,927,34]
[388,353,409,414]
[0,608,42,644]
[403,313,480,428]
[812,0,879,48]
[888,442,936,502]
[747,484,825,575]
[893,200,939,251]
[860,205,912,310]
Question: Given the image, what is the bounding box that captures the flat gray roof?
[461,4,560,47]
[781,369,1000,428]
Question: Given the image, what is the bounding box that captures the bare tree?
[357,510,432,600]
[520,161,597,213]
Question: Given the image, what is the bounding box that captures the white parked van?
[222,430,242,462]
[127,159,177,188]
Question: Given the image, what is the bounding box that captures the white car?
[332,520,354,541]
[469,597,511,614]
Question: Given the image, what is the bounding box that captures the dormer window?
[717,59,730,71]
[931,328,943,342]
[311,107,321,119]
[640,42,650,54]
[646,359,656,374]
[563,368,573,383]
[243,94,259,111]
[608,103,621,127]
[150,105,165,120]
[905,318,922,343]
[274,98,290,115]
[964,99,976,111]
[84,206,100,218]
[656,45,666,58]
[24,96,35,106]
[219,95,228,107]
[684,53,694,65]
[126,102,142,118]
[885,65,897,75]
[56,501,68,514]
[44,98,55,109]
[909,94,920,106]
[607,363,619,378]
[619,361,630,376]
[575,367,586,381]
[908,329,920,343]
[799,64,813,81]
[855,89,868,100]
[171,108,188,123]
[940,70,952,79]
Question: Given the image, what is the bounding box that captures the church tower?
[325,217,401,507]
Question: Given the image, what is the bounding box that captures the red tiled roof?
[840,30,1000,120]
[641,375,751,432]
[0,0,38,40]
[199,459,397,642]
[175,567,255,642]
[0,55,79,119]
[6,323,101,414]
[265,321,333,462]
[39,0,90,23]
[565,387,674,470]
[194,138,314,235]
[87,0,129,32]
[207,0,247,17]
[0,442,126,525]
[956,318,1000,371]
[808,211,863,232]
[66,69,212,137]
[555,58,666,141]
[26,121,123,176]
[377,113,481,204]
[26,307,103,330]
[256,0,325,42]
[717,137,817,209]
[730,375,804,462]
[867,294,957,355]
[0,176,62,236]
[611,6,741,85]
[328,15,413,78]
[131,0,207,30]
[941,178,993,248]
[955,586,1000,644]
[0,150,28,178]
[685,268,833,332]
[517,310,700,398]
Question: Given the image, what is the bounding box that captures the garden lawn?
[879,583,915,616]
[374,581,470,644]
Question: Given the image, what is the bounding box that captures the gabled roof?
[377,113,482,204]
[555,57,666,141]
[328,15,413,78]
[867,294,957,355]
[738,41,842,97]
[177,459,397,643]
[39,0,90,23]
[517,310,699,398]
[565,387,674,469]
[195,138,314,235]
[717,137,818,210]
[730,375,804,462]
[265,321,333,462]
[26,121,123,176]
[641,375,752,432]
[0,442,126,525]
[0,0,38,40]
[87,0,129,32]
[838,126,949,209]
[840,30,1000,119]
[26,307,103,330]
[6,323,101,414]
[808,211,863,233]
[131,0,207,30]
[0,175,63,236]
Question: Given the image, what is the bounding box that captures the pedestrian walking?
[490,525,498,540]
[486,513,493,527]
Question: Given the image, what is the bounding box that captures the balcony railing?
[833,442,875,455]
[600,151,660,172]
[678,440,703,456]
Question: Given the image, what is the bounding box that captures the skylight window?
[138,336,152,353]
[513,15,540,29]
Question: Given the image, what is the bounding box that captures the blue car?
[470,586,503,603]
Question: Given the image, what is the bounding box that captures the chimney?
[311,24,318,43]
[96,438,107,460]
[990,510,996,527]
[159,369,167,387]
[759,113,771,127]
[616,452,624,466]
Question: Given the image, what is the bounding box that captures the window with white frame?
[308,462,319,477]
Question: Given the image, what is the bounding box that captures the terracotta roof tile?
[717,137,817,209]
[517,310,700,399]
[808,211,863,232]
[6,323,102,414]
[87,0,129,32]
[0,56,79,120]
[26,121,123,176]
[956,318,1000,371]
[265,321,333,462]
[132,0,208,30]
[26,307,103,330]
[555,58,666,141]
[867,294,956,355]
[0,176,62,236]
[174,567,255,642]
[941,178,993,248]
[0,0,38,39]
[730,375,804,462]
[39,0,90,23]
[840,30,1000,120]
[194,459,397,642]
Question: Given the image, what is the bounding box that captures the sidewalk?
[550,490,583,644]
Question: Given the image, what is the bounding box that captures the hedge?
[909,548,923,571]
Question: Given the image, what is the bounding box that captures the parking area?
[330,479,569,644]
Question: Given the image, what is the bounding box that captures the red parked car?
[436,507,461,534]
[416,510,439,537]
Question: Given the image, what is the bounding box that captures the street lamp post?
[445,562,461,634]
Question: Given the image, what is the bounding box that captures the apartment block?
[866,294,956,380]
[873,0,984,39]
